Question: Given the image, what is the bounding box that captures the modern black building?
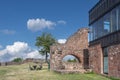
[89,0,120,78]
[89,0,120,43]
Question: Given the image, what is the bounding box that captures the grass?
[0,63,119,80]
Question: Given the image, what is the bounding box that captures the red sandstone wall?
[108,44,120,78]
[89,43,120,78]
[89,44,103,74]
[66,28,89,50]
[50,28,89,70]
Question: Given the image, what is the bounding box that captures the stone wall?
[89,43,120,78]
[89,44,103,74]
[0,58,44,66]
[108,44,120,78]
[50,28,89,72]
[62,62,83,70]
[51,27,120,78]
[0,62,23,66]
[23,58,44,63]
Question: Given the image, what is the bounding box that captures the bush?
[12,58,23,62]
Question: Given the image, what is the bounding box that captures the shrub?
[12,58,23,62]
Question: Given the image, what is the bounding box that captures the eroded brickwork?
[50,28,89,72]
[89,43,120,78]
[89,44,103,74]
[108,44,120,78]
[50,27,120,78]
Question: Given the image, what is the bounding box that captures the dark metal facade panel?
[89,0,120,25]
[89,30,120,48]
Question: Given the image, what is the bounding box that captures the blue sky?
[0,0,99,61]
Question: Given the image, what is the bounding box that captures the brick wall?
[50,28,89,72]
[108,44,120,78]
[62,62,83,70]
[89,43,120,78]
[89,44,103,74]
[50,27,120,78]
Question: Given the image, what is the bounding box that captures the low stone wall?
[0,62,23,66]
[62,62,83,70]
[0,58,44,66]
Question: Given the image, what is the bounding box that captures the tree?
[35,33,56,63]
[12,58,23,62]
[67,58,77,62]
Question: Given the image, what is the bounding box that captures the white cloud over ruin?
[58,39,67,44]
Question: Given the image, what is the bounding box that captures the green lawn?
[0,63,119,80]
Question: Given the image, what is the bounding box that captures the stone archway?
[50,28,89,73]
[62,54,82,70]
[62,54,81,63]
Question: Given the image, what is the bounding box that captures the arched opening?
[61,55,82,70]
[62,55,80,63]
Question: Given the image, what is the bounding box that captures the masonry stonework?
[50,28,89,73]
[108,44,120,78]
[50,27,120,78]
[89,43,120,78]
[89,44,103,74]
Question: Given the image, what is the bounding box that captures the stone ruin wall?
[62,62,83,70]
[65,28,89,50]
[50,27,120,78]
[0,58,43,66]
[50,28,89,72]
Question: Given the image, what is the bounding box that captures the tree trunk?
[45,52,48,63]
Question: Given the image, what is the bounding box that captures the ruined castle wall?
[65,28,89,50]
[50,28,89,71]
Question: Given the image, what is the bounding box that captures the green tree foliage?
[35,33,56,62]
[12,58,23,62]
[67,58,77,62]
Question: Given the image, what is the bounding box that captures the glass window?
[103,47,108,74]
[103,13,111,35]
[111,8,117,32]
[89,26,93,41]
[89,4,120,41]
[118,5,120,30]
[93,23,98,40]
[97,18,103,38]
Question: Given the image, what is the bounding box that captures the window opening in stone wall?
[62,55,82,70]
[62,55,80,63]
[103,47,108,74]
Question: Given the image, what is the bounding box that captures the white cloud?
[57,20,66,24]
[58,39,67,44]
[0,49,7,56]
[6,42,28,55]
[0,29,15,35]
[27,18,67,32]
[0,41,43,62]
[27,18,56,32]
[26,50,41,58]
